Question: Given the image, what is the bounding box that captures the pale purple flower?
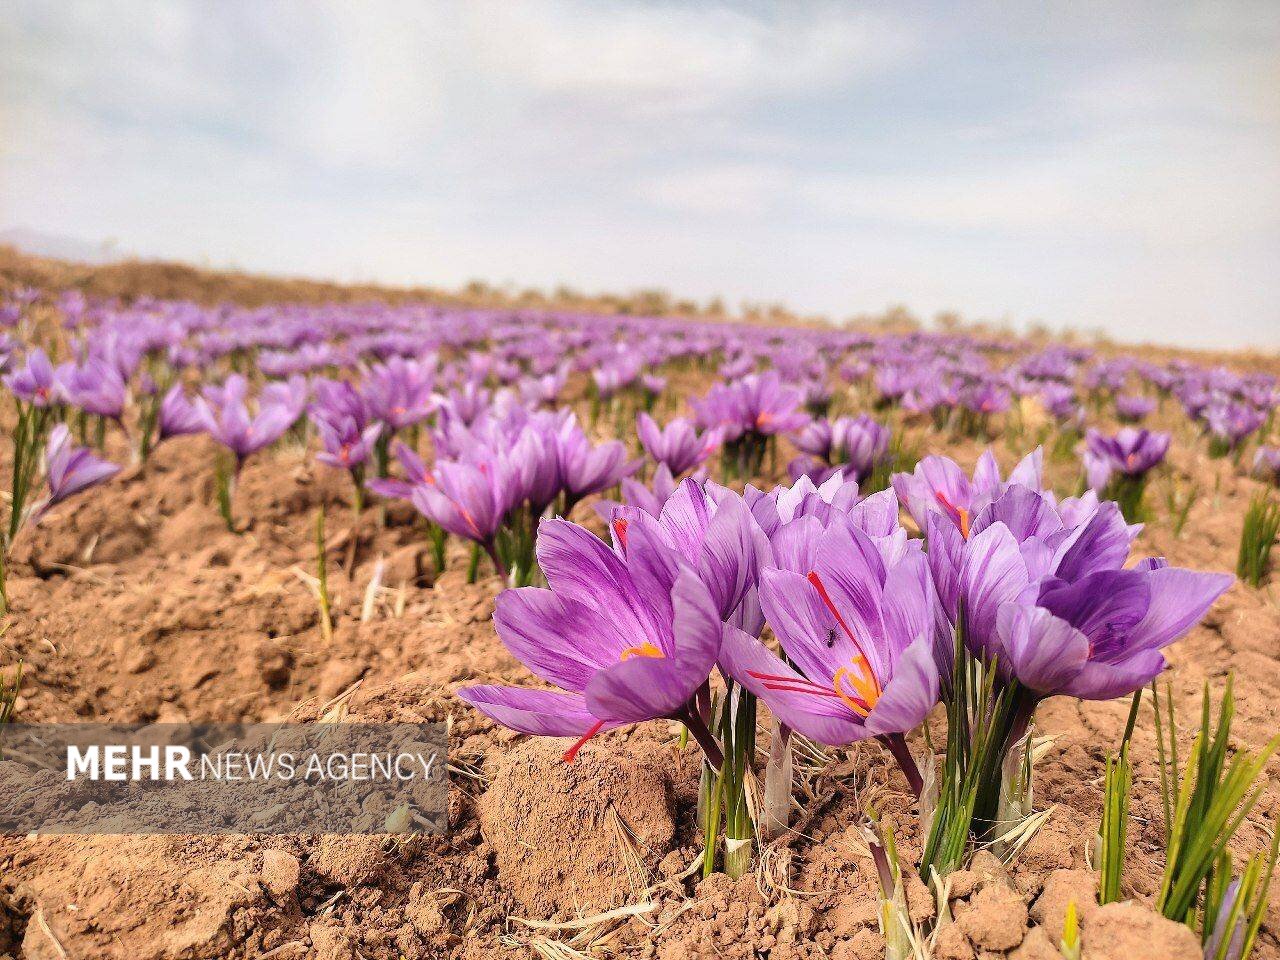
[31,424,121,522]
[636,413,720,476]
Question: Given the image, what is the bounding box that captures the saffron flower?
[196,375,296,467]
[555,418,640,512]
[929,486,1231,703]
[29,424,121,523]
[719,520,940,794]
[636,413,720,476]
[54,358,127,421]
[793,415,891,482]
[1084,428,1170,485]
[892,449,1044,537]
[411,456,515,573]
[360,356,436,431]
[3,349,58,406]
[595,462,680,519]
[1205,401,1265,454]
[366,441,429,501]
[456,519,725,764]
[1114,394,1157,423]
[606,478,770,631]
[157,384,205,441]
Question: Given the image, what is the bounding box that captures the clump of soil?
[478,739,679,918]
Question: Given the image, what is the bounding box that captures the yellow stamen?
[620,641,663,661]
[959,507,971,540]
[833,654,881,718]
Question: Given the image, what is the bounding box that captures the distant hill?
[0,226,125,265]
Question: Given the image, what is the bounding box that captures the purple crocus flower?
[3,348,58,406]
[792,419,835,461]
[961,381,1010,415]
[157,385,205,441]
[31,424,121,522]
[1203,879,1247,960]
[316,417,383,471]
[360,356,435,431]
[411,457,514,567]
[1083,428,1170,491]
[738,372,810,436]
[605,478,770,630]
[892,449,1044,538]
[692,372,808,441]
[719,520,940,793]
[829,416,891,480]
[54,358,127,421]
[195,375,296,466]
[555,418,640,509]
[595,463,680,520]
[641,373,667,397]
[636,413,720,476]
[1114,394,1157,423]
[928,485,1231,703]
[456,519,725,764]
[1205,401,1265,451]
[1039,383,1081,423]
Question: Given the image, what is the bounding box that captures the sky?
[2,1,1278,349]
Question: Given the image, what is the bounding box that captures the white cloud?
[1,0,1277,349]
[636,163,792,216]
[466,1,918,113]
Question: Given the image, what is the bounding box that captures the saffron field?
[0,251,1278,960]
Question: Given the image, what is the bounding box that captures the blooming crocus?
[411,457,514,571]
[1083,428,1170,491]
[1039,383,1081,423]
[196,375,296,467]
[361,356,435,431]
[961,382,1010,416]
[606,478,770,632]
[692,372,808,440]
[829,416,891,481]
[456,519,725,765]
[929,485,1231,704]
[438,381,491,426]
[157,385,205,441]
[54,358,127,421]
[636,413,719,476]
[3,348,57,406]
[1205,401,1265,452]
[596,463,680,519]
[29,424,120,523]
[1114,394,1156,423]
[719,520,940,794]
[555,419,640,511]
[315,416,383,472]
[365,441,428,501]
[640,373,666,399]
[892,449,1044,538]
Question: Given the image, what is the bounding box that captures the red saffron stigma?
[612,517,629,550]
[933,491,971,539]
[562,718,606,763]
[806,572,859,648]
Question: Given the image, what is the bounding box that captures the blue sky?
[2,1,1278,348]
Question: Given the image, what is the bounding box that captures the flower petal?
[995,604,1089,695]
[719,626,872,745]
[455,685,615,737]
[863,634,941,736]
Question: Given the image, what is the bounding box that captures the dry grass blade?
[507,902,657,932]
